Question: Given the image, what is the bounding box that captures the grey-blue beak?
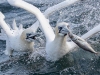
[26,32,40,41]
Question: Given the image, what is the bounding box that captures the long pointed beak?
[26,33,40,40]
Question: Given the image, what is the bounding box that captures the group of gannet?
[0,0,100,61]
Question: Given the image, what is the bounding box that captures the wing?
[0,29,7,40]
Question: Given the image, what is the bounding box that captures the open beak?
[26,33,36,39]
[26,33,40,42]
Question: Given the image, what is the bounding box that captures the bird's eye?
[26,33,31,37]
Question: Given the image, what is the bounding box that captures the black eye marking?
[58,26,63,33]
[26,33,31,36]
[58,26,62,30]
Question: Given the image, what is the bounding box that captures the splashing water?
[0,0,100,75]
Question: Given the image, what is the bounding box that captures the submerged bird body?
[4,26,34,56]
[46,22,70,61]
[9,29,34,52]
[46,35,70,61]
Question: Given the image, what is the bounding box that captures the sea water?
[0,0,100,75]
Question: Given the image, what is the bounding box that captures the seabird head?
[26,32,39,42]
[57,22,70,36]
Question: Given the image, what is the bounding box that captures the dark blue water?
[0,0,100,75]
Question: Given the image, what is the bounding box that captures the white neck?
[55,35,65,43]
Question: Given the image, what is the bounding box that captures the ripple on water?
[0,0,100,75]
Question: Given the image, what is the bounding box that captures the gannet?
[0,12,38,56]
